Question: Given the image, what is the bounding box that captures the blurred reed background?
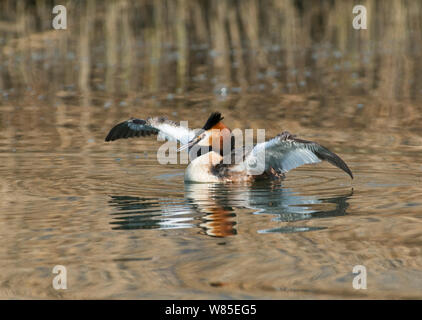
[1,0,421,96]
[0,0,421,146]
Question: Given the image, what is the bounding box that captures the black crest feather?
[202,112,224,130]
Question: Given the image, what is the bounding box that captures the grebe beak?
[177,130,206,152]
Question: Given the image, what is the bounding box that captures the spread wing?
[232,131,353,178]
[105,116,196,145]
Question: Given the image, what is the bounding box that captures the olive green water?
[0,0,421,299]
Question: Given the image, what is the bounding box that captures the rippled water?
[1,0,422,299]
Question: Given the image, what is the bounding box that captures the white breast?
[184,152,223,183]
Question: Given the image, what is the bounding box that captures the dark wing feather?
[105,119,159,142]
[311,143,353,179]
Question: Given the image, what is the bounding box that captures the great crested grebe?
[105,112,353,183]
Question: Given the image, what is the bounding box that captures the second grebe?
[105,112,353,182]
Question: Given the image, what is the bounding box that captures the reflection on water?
[109,183,352,236]
[109,196,196,231]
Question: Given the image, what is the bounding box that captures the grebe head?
[178,112,233,157]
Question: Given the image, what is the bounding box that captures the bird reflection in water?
[108,183,352,237]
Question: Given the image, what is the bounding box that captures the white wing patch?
[151,121,196,145]
[278,148,321,172]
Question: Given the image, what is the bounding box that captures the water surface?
[0,0,421,299]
